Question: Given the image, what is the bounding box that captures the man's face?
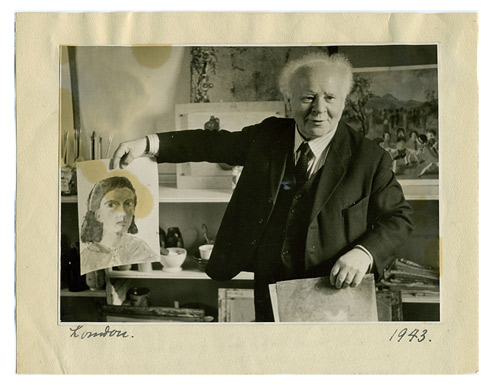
[288,64,348,140]
[96,187,136,235]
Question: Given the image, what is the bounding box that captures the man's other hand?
[329,248,371,289]
[110,138,147,169]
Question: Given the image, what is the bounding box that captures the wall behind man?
[185,45,438,105]
[340,45,437,68]
[61,44,437,162]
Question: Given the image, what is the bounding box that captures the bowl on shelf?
[160,247,187,272]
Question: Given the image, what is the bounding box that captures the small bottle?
[67,242,88,292]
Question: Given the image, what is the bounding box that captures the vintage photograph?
[59,45,440,323]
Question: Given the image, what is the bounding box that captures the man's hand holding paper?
[330,248,372,289]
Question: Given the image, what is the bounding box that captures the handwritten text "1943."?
[69,325,133,339]
[389,328,429,343]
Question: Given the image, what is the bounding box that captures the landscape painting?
[343,66,439,179]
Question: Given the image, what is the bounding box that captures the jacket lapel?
[268,120,295,202]
[310,122,352,223]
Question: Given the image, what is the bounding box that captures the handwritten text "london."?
[69,325,133,339]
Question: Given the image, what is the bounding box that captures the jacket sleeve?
[155,123,263,166]
[357,151,415,278]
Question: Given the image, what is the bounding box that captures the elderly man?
[111,53,414,322]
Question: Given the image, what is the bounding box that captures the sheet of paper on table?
[269,274,378,322]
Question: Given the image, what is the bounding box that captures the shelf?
[158,185,232,203]
[62,179,438,203]
[106,268,254,281]
[400,290,440,304]
[61,195,78,203]
[60,288,106,298]
[399,179,439,200]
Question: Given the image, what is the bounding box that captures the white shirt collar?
[294,124,336,158]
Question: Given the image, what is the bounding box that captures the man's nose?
[311,97,325,114]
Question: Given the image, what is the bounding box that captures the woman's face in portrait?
[96,187,136,235]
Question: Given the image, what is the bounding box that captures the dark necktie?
[294,142,313,185]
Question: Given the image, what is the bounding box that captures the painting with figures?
[342,66,439,180]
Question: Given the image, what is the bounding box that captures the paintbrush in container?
[105,132,115,159]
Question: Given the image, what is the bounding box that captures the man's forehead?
[290,64,347,87]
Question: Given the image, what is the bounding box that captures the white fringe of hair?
[279,52,354,100]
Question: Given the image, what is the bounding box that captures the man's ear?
[94,209,101,222]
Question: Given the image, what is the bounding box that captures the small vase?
[165,227,184,248]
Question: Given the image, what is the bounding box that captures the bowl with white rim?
[160,247,187,272]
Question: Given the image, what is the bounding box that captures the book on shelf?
[379,258,440,292]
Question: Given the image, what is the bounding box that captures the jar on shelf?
[165,227,184,248]
[204,116,220,131]
[127,287,150,307]
[85,269,105,291]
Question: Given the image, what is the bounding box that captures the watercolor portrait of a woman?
[80,176,159,274]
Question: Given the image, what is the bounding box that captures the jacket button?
[258,218,264,224]
[251,239,257,245]
[290,208,296,213]
[267,197,273,204]
[295,193,302,200]
[282,250,289,256]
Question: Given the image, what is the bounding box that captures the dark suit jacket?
[157,117,414,281]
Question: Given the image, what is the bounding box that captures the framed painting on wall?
[343,65,439,182]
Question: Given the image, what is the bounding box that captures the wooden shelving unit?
[60,288,106,298]
[105,268,253,281]
[61,178,439,314]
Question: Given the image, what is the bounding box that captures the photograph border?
[16,12,477,374]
